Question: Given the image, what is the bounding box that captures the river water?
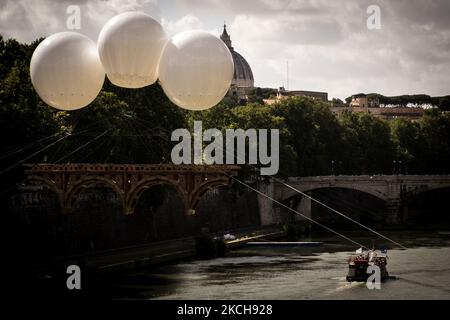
[109,231,450,300]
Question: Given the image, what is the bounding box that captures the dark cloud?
[220,0,450,98]
[0,0,160,42]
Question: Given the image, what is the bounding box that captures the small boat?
[346,249,389,282]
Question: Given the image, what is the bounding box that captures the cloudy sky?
[1,0,449,100]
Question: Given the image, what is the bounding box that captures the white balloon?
[98,11,168,88]
[30,32,105,111]
[158,30,234,111]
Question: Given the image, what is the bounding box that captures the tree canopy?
[1,35,450,188]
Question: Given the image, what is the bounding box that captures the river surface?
[109,231,450,300]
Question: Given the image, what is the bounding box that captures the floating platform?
[245,241,323,248]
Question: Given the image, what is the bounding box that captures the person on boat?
[369,251,377,263]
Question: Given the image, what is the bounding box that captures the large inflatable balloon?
[30,32,105,111]
[98,11,168,88]
[158,30,234,111]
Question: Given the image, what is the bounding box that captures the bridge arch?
[15,176,65,257]
[131,182,193,242]
[23,163,239,215]
[402,186,450,226]
[189,177,233,213]
[280,184,387,203]
[279,186,388,228]
[402,184,450,200]
[194,183,260,233]
[64,176,125,212]
[25,175,64,208]
[126,176,188,215]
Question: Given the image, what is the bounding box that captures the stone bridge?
[22,163,239,215]
[258,175,450,225]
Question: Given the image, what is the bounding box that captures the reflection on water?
[109,231,450,300]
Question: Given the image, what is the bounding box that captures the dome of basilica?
[220,24,254,89]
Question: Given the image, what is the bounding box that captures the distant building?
[369,96,380,107]
[277,87,328,101]
[331,106,425,121]
[350,93,368,108]
[220,24,254,98]
[263,87,329,105]
[346,93,427,120]
[350,94,380,108]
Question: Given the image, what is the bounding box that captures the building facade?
[277,87,328,102]
[350,94,380,108]
[263,87,329,105]
[350,93,369,108]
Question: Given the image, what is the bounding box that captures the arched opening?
[189,178,232,212]
[65,176,124,211]
[132,184,194,242]
[280,187,387,230]
[126,177,186,215]
[195,184,260,234]
[403,187,450,228]
[9,182,63,261]
[67,182,124,254]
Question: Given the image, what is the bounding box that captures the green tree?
[391,118,423,173]
[339,112,395,174]
[186,102,298,177]
[271,96,347,176]
[0,36,66,191]
[418,110,450,174]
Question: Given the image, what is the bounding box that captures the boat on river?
[346,249,389,282]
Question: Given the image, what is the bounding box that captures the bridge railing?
[24,163,240,174]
